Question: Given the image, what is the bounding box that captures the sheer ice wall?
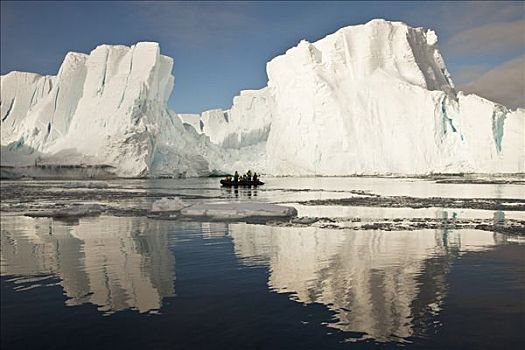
[194,19,524,175]
[2,19,523,177]
[1,42,221,177]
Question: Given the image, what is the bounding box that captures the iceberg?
[194,19,524,175]
[2,19,523,177]
[195,87,273,149]
[178,114,203,134]
[1,42,224,177]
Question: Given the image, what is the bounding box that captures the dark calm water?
[1,177,524,349]
[1,216,524,349]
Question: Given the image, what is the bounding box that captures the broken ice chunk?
[151,197,189,212]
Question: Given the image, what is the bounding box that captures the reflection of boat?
[220,179,264,187]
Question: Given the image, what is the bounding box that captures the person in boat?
[246,170,252,181]
[253,172,258,183]
[233,171,239,183]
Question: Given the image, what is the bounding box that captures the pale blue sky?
[2,1,524,112]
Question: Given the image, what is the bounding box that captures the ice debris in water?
[151,197,189,212]
[180,202,298,219]
[87,182,109,188]
[151,199,297,220]
[25,203,105,218]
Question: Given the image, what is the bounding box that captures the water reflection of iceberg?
[0,216,175,314]
[228,224,500,342]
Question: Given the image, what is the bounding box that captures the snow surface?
[2,19,524,177]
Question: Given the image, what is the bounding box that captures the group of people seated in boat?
[224,170,259,184]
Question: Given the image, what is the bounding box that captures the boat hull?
[220,180,264,187]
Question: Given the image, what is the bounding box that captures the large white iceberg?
[2,19,523,177]
[1,42,224,177]
[193,87,274,149]
[196,19,524,175]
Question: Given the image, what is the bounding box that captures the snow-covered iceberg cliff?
[196,19,524,175]
[2,19,523,177]
[1,42,222,177]
[194,87,274,149]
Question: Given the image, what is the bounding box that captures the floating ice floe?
[25,204,105,219]
[180,202,298,219]
[151,197,189,212]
